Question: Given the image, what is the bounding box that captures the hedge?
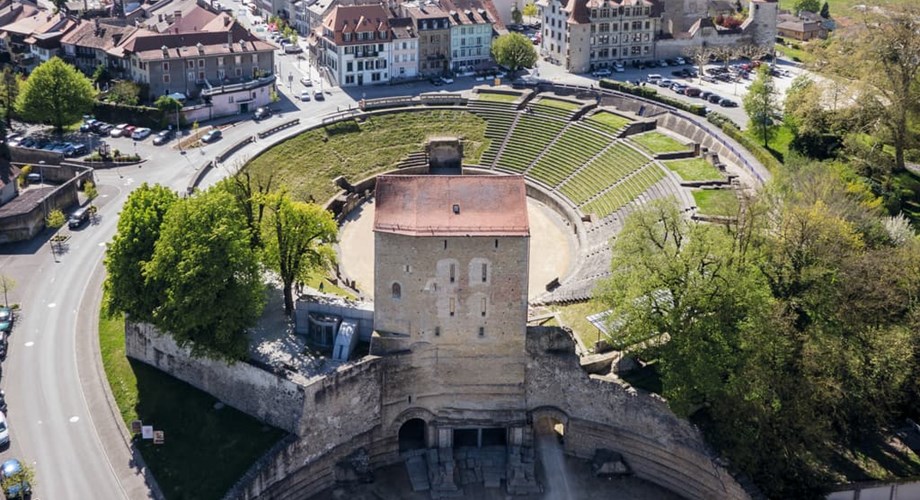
[92,101,169,129]
[598,78,707,116]
[707,112,783,173]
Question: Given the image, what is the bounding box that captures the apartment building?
[400,1,451,77]
[445,0,496,73]
[389,17,419,79]
[320,4,392,86]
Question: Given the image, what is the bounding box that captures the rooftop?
[374,174,530,237]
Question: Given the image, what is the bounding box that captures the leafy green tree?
[217,171,274,250]
[104,184,178,322]
[820,1,829,18]
[83,180,98,201]
[743,65,778,147]
[0,66,19,127]
[522,2,538,18]
[16,57,95,132]
[107,80,139,106]
[0,274,15,307]
[794,0,820,13]
[511,4,523,25]
[491,33,537,72]
[92,64,111,85]
[45,209,65,229]
[263,192,337,315]
[154,95,182,129]
[145,189,264,361]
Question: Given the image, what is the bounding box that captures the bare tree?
[712,45,738,70]
[683,46,713,84]
[0,275,14,307]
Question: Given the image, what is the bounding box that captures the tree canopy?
[145,189,265,361]
[743,65,778,148]
[16,57,94,132]
[794,0,820,14]
[104,183,178,322]
[262,191,338,315]
[491,33,537,72]
[598,165,920,498]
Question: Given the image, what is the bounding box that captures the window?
[251,54,258,64]
[198,58,205,68]
[494,239,498,249]
[235,67,242,77]
[481,297,487,316]
[443,240,447,249]
[481,263,487,283]
[404,265,411,273]
[392,283,401,299]
[449,298,455,316]
[218,56,224,67]
[435,326,440,336]
[162,62,169,71]
[449,264,455,283]
[187,60,194,69]
[235,55,242,64]
[162,74,170,83]
[478,327,484,337]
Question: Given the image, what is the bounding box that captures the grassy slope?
[663,158,723,181]
[588,111,631,131]
[99,306,286,500]
[631,132,688,154]
[477,92,520,103]
[693,189,740,216]
[244,110,487,203]
[536,98,581,111]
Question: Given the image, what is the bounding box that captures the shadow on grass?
[825,431,920,483]
[128,359,288,500]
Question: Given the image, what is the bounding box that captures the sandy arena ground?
[338,197,575,301]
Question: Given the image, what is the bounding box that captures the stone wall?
[525,326,750,500]
[125,322,306,434]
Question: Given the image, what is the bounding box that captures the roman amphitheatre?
[133,84,768,500]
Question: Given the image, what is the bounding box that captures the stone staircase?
[397,151,429,170]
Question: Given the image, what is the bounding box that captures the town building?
[776,12,827,41]
[445,0,497,73]
[400,1,451,77]
[319,4,392,86]
[0,8,75,67]
[60,19,147,75]
[389,16,419,80]
[537,0,778,73]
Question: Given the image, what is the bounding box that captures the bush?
[708,112,783,172]
[92,101,168,129]
[598,79,707,116]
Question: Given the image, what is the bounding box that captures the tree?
[820,1,829,18]
[217,170,274,250]
[0,274,15,307]
[522,2,538,18]
[83,180,98,201]
[683,46,712,84]
[107,80,139,106]
[743,65,778,147]
[45,209,65,229]
[491,33,537,72]
[263,192,337,315]
[155,95,182,130]
[103,184,178,322]
[711,45,736,69]
[145,189,264,361]
[51,0,67,12]
[794,0,820,14]
[16,57,95,132]
[511,4,523,25]
[0,462,35,497]
[0,66,19,127]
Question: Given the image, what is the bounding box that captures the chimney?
[174,9,182,20]
[227,31,233,46]
[196,41,204,54]
[158,13,163,22]
[223,15,230,26]
[161,44,168,57]
[239,39,246,51]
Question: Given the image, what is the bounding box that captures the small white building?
[389,17,418,80]
[320,4,393,86]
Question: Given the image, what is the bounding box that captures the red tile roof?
[323,4,390,45]
[374,175,530,237]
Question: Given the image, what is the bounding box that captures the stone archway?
[398,418,427,453]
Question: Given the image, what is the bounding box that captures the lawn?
[588,111,631,131]
[663,158,723,181]
[631,131,689,154]
[551,300,609,352]
[746,123,794,162]
[536,98,581,111]
[693,189,740,217]
[477,92,520,103]
[99,303,287,500]
[244,110,488,203]
[775,40,816,65]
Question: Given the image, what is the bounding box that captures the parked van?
[646,73,662,83]
[68,206,90,229]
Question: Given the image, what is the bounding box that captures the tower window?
[494,239,498,249]
[481,263,488,283]
[444,240,448,249]
[392,282,401,299]
[478,327,484,337]
[435,326,440,336]
[449,298,455,316]
[449,264,456,283]
[481,297,487,316]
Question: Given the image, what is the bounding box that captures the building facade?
[401,2,451,77]
[320,4,392,86]
[389,17,419,79]
[447,4,495,73]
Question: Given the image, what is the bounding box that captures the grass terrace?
[245,111,487,202]
[534,97,581,111]
[495,114,567,173]
[582,164,666,219]
[560,143,649,205]
[528,123,611,186]
[586,111,632,135]
[693,189,740,217]
[630,131,689,155]
[663,158,723,181]
[476,92,521,103]
[99,300,285,500]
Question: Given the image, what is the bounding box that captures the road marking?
[98,242,106,247]
[24,341,34,347]
[37,420,41,425]
[69,416,80,423]
[47,303,55,308]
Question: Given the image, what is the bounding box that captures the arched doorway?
[398,418,426,453]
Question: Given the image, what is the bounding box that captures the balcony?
[201,74,276,97]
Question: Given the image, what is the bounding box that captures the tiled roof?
[323,4,390,45]
[374,175,530,237]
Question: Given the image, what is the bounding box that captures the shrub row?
[707,112,783,173]
[598,79,707,117]
[92,101,172,129]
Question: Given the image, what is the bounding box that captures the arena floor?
[338,197,575,301]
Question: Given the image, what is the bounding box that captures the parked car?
[707,94,724,103]
[646,74,662,83]
[68,206,91,229]
[80,119,97,132]
[440,76,454,84]
[253,107,272,120]
[684,87,702,97]
[429,77,443,86]
[299,90,311,101]
[699,90,713,100]
[152,129,173,145]
[110,123,130,137]
[592,68,612,77]
[123,125,137,137]
[300,77,313,87]
[131,127,152,140]
[314,90,324,100]
[675,56,686,65]
[200,129,222,143]
[0,413,8,447]
[96,123,114,135]
[0,391,7,414]
[657,79,673,87]
[1,459,31,499]
[0,307,11,334]
[70,143,88,156]
[719,98,738,108]
[613,62,625,72]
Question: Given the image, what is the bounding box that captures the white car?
[613,63,625,72]
[592,68,612,77]
[0,412,9,446]
[300,77,313,87]
[110,123,130,138]
[299,90,311,101]
[440,76,454,84]
[675,56,686,65]
[131,127,152,140]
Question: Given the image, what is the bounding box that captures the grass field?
[99,303,286,500]
[536,98,581,111]
[663,158,723,181]
[551,301,608,351]
[244,110,488,203]
[588,111,631,131]
[776,0,911,15]
[693,189,740,217]
[631,132,689,154]
[477,92,520,103]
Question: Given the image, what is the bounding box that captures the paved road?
[0,45,807,498]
